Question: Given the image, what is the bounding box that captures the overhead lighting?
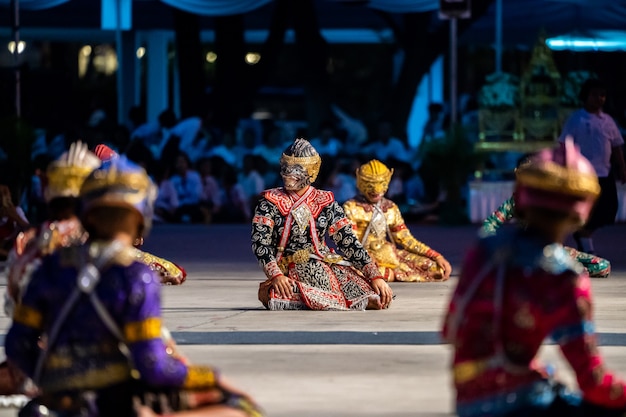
[546,31,626,51]
[80,45,92,57]
[245,52,261,65]
[136,47,146,59]
[8,41,25,54]
[205,51,217,63]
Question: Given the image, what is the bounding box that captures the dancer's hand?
[272,274,294,298]
[371,278,393,308]
[435,256,452,281]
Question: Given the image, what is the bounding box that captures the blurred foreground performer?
[343,159,452,282]
[480,151,610,278]
[0,141,99,398]
[95,143,187,285]
[252,138,393,310]
[442,138,626,417]
[5,156,263,417]
[5,141,99,317]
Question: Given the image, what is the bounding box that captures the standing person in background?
[442,139,626,417]
[343,159,451,282]
[559,78,626,254]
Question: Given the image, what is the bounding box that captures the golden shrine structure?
[476,34,567,155]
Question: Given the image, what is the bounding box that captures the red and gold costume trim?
[263,188,334,217]
[329,218,351,235]
[252,215,274,228]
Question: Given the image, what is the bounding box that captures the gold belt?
[453,356,531,384]
[278,249,348,273]
[453,359,489,384]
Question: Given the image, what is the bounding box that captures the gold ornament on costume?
[356,159,394,197]
[45,141,101,202]
[280,138,322,183]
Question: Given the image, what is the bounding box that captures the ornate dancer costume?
[5,156,262,417]
[343,160,450,282]
[252,139,389,311]
[94,143,186,285]
[442,139,626,417]
[481,195,610,278]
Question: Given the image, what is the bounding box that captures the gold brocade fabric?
[343,198,444,282]
[133,249,185,284]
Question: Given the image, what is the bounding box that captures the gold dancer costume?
[343,160,452,282]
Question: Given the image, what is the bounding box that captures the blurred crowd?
[2,101,465,233]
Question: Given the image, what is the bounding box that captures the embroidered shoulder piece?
[307,189,335,216]
[264,187,335,217]
[539,243,584,275]
[263,188,292,215]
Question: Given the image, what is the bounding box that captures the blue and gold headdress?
[80,155,157,230]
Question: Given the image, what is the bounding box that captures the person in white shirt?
[169,152,204,223]
[559,78,626,254]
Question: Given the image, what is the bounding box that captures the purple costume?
[5,241,219,415]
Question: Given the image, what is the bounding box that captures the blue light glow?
[546,31,626,51]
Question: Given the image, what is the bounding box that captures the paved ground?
[1,222,626,416]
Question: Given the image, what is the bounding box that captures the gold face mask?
[356,160,393,198]
[279,153,321,184]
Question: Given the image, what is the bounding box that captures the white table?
[468,181,515,223]
[468,181,626,223]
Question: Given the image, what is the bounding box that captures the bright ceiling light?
[245,52,261,65]
[8,41,25,54]
[206,51,217,63]
[546,31,626,51]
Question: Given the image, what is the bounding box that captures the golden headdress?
[280,138,322,183]
[514,137,600,221]
[45,141,101,202]
[356,159,394,196]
